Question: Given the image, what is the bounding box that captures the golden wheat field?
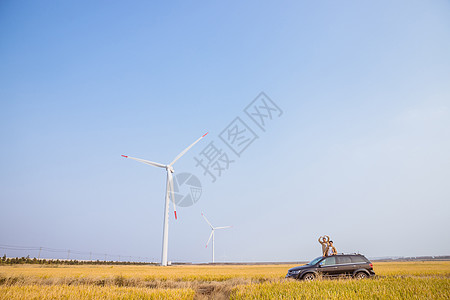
[0,261,449,299]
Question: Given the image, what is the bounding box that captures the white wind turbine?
[202,212,231,263]
[122,132,208,266]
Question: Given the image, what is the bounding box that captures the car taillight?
[369,263,373,268]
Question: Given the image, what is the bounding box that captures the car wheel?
[302,273,316,281]
[354,272,368,279]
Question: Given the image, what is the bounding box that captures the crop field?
[0,261,449,299]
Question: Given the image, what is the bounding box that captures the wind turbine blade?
[214,226,232,230]
[205,230,214,248]
[201,212,214,229]
[168,171,177,220]
[169,132,208,166]
[121,155,166,168]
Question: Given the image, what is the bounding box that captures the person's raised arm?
[325,235,330,242]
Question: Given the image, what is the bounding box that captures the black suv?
[286,254,375,280]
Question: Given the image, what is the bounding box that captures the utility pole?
[89,252,92,261]
[38,247,42,259]
[67,250,70,260]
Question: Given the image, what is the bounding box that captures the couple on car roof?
[318,235,337,256]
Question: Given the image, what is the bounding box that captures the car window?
[321,257,336,266]
[308,257,324,265]
[350,256,367,263]
[337,256,352,264]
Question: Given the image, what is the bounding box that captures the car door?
[318,256,339,277]
[350,255,369,274]
[336,255,355,276]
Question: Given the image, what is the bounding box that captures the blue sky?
[1,0,449,262]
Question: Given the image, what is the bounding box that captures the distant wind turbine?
[202,212,231,263]
[122,132,208,266]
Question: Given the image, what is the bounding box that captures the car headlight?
[290,270,300,274]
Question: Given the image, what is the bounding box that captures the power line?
[0,244,153,262]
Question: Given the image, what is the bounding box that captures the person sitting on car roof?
[327,240,338,256]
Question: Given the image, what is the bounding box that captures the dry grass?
[372,261,450,277]
[0,261,449,299]
[0,284,195,300]
[231,277,450,299]
[0,264,288,282]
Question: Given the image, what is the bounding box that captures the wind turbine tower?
[122,132,208,266]
[202,212,231,263]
